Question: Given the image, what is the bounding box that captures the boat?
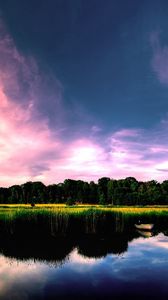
[134,223,154,231]
[136,230,153,238]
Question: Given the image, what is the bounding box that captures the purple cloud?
[151,31,168,85]
[1,20,168,187]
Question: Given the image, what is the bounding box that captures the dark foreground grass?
[0,206,168,237]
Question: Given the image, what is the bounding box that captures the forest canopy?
[1,177,168,205]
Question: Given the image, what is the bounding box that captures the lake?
[0,229,168,300]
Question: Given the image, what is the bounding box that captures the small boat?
[135,223,154,231]
[136,230,153,238]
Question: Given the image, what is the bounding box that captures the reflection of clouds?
[43,234,168,279]
[66,248,103,274]
[113,233,168,277]
[122,233,168,268]
[0,255,47,298]
[0,234,168,299]
[130,233,168,251]
[69,248,100,265]
[99,233,168,283]
[96,234,168,278]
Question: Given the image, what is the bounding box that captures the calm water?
[0,231,168,300]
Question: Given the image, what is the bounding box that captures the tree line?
[0,177,168,205]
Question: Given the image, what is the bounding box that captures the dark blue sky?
[1,0,168,130]
[1,0,168,185]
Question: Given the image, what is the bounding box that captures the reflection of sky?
[0,257,48,299]
[0,233,168,299]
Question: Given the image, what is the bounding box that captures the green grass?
[1,204,168,215]
[0,205,168,236]
[0,204,168,227]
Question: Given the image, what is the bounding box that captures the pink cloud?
[112,129,141,138]
[0,90,61,186]
[1,21,168,187]
[0,255,47,297]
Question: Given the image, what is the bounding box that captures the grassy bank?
[0,205,168,220]
[0,205,167,234]
[0,204,168,213]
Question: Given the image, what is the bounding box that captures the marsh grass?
[0,205,168,237]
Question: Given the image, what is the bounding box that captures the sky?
[1,0,168,186]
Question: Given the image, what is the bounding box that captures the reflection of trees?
[0,235,75,265]
[77,233,137,258]
[0,211,167,263]
[0,229,166,263]
[162,230,168,237]
[0,231,139,263]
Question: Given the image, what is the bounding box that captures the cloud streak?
[1,21,168,186]
[151,31,168,85]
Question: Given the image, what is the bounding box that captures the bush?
[66,197,75,206]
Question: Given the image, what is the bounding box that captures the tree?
[0,188,9,204]
[98,177,110,204]
[99,193,106,205]
[0,177,168,205]
[107,179,117,205]
[89,181,98,204]
[21,182,33,204]
[66,196,75,206]
[31,182,46,203]
[161,181,168,204]
[9,185,23,204]
[63,179,77,200]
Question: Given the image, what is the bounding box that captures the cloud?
[69,248,100,266]
[0,19,64,186]
[0,255,47,298]
[112,129,141,138]
[0,19,64,124]
[42,124,168,184]
[131,233,168,251]
[150,31,168,85]
[1,19,168,186]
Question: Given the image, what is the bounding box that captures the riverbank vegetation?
[0,206,168,238]
[1,177,168,205]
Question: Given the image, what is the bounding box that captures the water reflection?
[0,256,47,300]
[136,229,153,238]
[0,232,168,299]
[0,232,137,263]
[0,235,74,264]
